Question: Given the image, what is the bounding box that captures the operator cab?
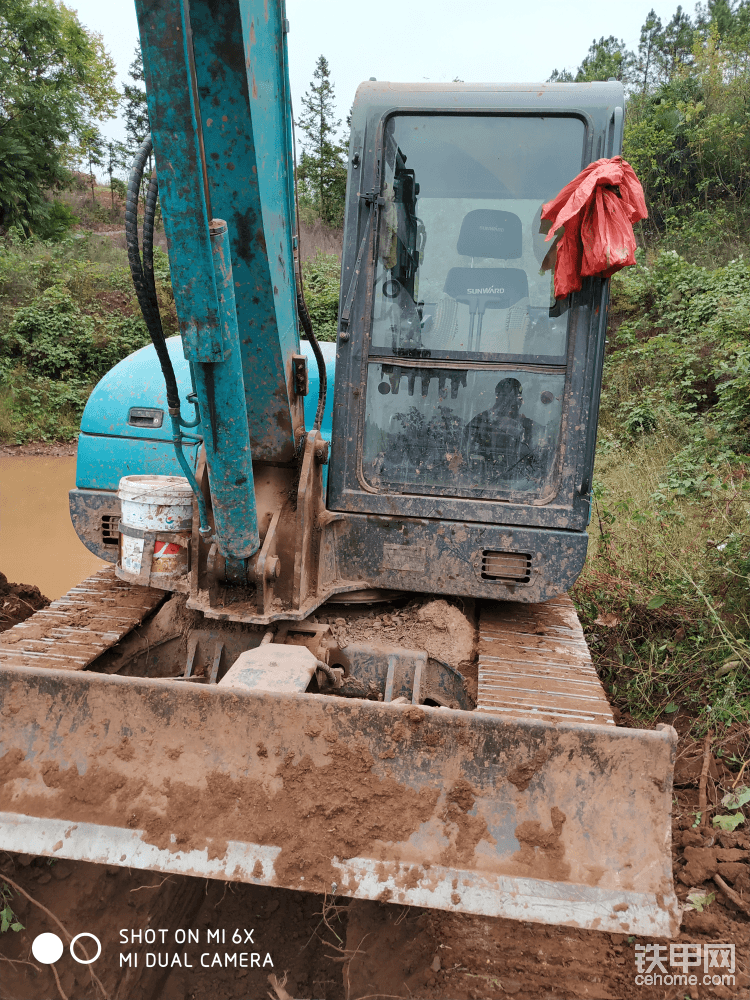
[330,84,622,576]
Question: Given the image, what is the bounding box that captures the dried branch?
[714,873,750,915]
[267,972,294,1000]
[699,732,712,828]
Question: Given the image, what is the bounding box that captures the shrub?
[301,250,340,342]
[1,284,150,382]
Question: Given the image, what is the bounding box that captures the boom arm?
[135,0,303,561]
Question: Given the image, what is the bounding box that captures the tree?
[636,10,664,92]
[122,45,149,154]
[122,45,152,204]
[657,6,695,82]
[695,0,740,39]
[296,56,346,225]
[79,126,105,204]
[548,36,635,87]
[0,0,118,233]
[576,36,635,84]
[547,68,576,82]
[105,141,129,209]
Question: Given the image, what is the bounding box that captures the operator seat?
[431,209,531,353]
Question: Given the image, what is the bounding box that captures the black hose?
[142,171,159,318]
[297,289,327,432]
[126,135,180,412]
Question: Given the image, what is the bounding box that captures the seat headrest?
[456,209,523,259]
[443,267,528,308]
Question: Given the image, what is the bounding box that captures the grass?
[573,423,750,737]
[0,234,340,444]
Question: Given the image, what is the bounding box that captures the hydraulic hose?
[142,171,160,321]
[125,135,180,412]
[126,137,211,538]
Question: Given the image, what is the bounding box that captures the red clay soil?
[0,855,347,1000]
[0,574,49,635]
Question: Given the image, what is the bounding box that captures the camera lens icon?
[31,932,101,965]
[32,933,63,964]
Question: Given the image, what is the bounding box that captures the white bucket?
[117,475,194,585]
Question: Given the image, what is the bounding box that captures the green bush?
[0,234,159,442]
[301,250,340,342]
[32,200,79,242]
[1,284,150,382]
[604,250,750,478]
[0,371,90,442]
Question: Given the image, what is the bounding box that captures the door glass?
[363,113,584,501]
[369,115,585,363]
[363,364,565,499]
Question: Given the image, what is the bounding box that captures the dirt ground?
[0,443,77,457]
[1,583,748,1000]
[313,597,476,672]
[0,574,49,635]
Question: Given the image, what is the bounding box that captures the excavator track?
[477,595,614,726]
[0,567,165,671]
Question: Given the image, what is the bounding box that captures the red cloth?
[541,156,647,299]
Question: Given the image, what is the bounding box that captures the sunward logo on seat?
[467,286,505,294]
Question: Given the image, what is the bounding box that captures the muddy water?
[0,455,106,601]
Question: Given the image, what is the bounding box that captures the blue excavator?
[0,0,679,939]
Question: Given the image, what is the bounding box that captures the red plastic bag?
[541,157,647,299]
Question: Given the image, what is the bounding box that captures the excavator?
[0,0,679,939]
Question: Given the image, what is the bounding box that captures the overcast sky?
[67,0,696,171]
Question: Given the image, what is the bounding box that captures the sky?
[67,0,696,175]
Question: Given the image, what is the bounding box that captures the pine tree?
[296,56,346,225]
[657,6,695,81]
[122,46,150,154]
[548,37,635,87]
[637,10,664,93]
[575,36,635,84]
[122,43,152,206]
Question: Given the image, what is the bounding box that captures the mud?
[0,572,48,634]
[343,760,750,1000]
[311,596,476,672]
[0,442,77,457]
[0,454,106,600]
[1,575,748,998]
[0,852,346,1000]
[0,666,678,912]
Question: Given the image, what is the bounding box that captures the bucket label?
[154,541,181,557]
[121,535,144,574]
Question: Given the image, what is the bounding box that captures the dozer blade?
[0,663,679,937]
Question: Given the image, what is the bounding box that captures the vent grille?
[101,514,120,545]
[481,550,531,583]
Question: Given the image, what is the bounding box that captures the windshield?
[363,113,586,501]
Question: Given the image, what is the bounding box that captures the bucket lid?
[118,475,195,505]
